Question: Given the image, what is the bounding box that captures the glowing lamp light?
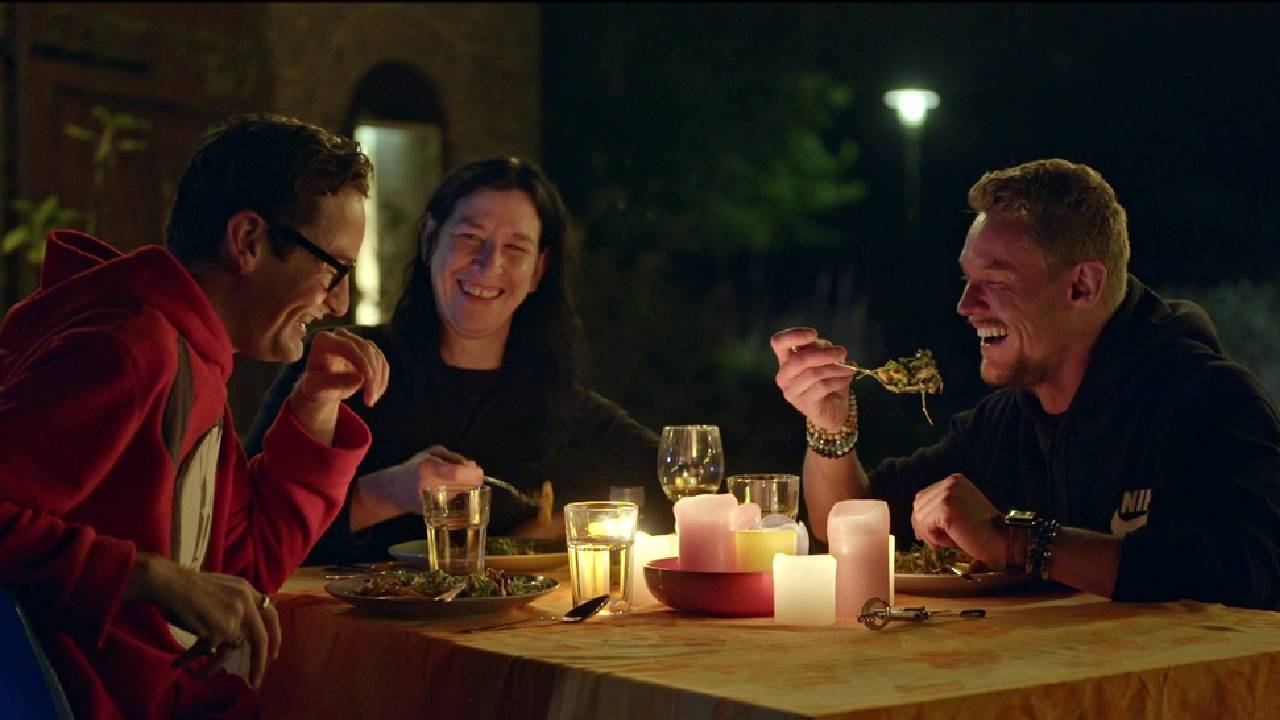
[883,89,940,128]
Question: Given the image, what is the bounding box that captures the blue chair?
[1,589,75,719]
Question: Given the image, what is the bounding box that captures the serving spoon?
[461,594,610,633]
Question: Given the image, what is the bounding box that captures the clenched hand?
[910,473,1004,565]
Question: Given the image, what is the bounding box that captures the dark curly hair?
[165,113,372,266]
[389,156,584,453]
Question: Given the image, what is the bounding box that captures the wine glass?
[657,425,724,503]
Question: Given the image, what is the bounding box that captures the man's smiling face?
[956,211,1076,391]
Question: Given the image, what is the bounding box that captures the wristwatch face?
[1004,509,1037,527]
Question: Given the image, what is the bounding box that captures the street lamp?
[883,88,940,232]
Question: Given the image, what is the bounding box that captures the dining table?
[258,563,1280,720]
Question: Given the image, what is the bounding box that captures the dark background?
[540,3,1280,486]
[2,3,1277,501]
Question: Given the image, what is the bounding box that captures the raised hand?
[910,473,1004,564]
[287,329,390,445]
[770,327,857,432]
[126,553,280,688]
[293,328,389,408]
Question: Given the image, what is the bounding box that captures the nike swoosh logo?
[1110,509,1149,536]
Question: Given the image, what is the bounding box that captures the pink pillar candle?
[673,494,738,571]
[827,500,891,618]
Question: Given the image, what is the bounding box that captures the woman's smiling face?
[429,188,546,358]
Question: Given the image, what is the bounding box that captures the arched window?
[345,63,445,325]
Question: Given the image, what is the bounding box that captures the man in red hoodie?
[0,114,389,718]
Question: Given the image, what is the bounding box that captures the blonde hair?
[968,158,1130,310]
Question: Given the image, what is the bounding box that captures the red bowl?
[643,557,774,617]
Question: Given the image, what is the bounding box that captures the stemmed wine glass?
[657,425,724,503]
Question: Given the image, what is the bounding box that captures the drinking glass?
[608,485,646,518]
[657,425,724,503]
[727,473,801,520]
[564,501,639,615]
[422,485,491,574]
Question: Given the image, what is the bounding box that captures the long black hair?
[389,156,584,453]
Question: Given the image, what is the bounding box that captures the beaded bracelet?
[805,392,859,459]
[1027,519,1060,580]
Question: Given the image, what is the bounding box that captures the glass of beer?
[564,501,639,615]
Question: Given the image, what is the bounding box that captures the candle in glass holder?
[734,527,797,573]
[673,494,738,571]
[631,531,678,607]
[827,500,890,618]
[773,554,836,625]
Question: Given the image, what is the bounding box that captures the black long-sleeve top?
[245,324,668,564]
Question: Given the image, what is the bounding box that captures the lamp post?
[882,88,940,235]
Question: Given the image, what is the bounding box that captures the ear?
[1068,260,1107,308]
[529,248,548,292]
[223,210,268,274]
[419,217,438,264]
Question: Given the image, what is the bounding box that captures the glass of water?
[726,473,801,520]
[564,501,639,615]
[422,485,491,574]
[657,425,724,503]
[608,485,646,518]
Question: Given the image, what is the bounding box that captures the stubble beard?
[981,350,1051,391]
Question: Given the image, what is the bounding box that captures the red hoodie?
[0,231,370,718]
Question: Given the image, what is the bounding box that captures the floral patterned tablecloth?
[259,567,1280,720]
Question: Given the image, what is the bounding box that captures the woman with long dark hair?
[246,156,665,564]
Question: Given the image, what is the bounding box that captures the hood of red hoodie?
[0,230,234,382]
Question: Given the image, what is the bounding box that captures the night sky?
[540,4,1280,470]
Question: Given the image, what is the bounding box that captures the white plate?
[388,539,570,573]
[325,575,557,618]
[895,571,1033,596]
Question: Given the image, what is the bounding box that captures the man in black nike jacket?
[773,158,1280,610]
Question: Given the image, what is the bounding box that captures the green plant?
[2,194,80,265]
[63,105,152,235]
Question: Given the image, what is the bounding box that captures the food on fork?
[841,349,944,424]
[865,349,943,396]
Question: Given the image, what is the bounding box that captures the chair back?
[1,588,75,719]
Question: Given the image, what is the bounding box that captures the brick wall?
[261,3,542,165]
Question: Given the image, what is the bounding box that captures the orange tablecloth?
[259,567,1280,719]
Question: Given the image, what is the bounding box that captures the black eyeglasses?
[268,222,353,292]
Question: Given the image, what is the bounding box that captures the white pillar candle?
[673,494,738,571]
[773,554,836,626]
[827,500,891,618]
[889,534,896,605]
[630,531,679,607]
